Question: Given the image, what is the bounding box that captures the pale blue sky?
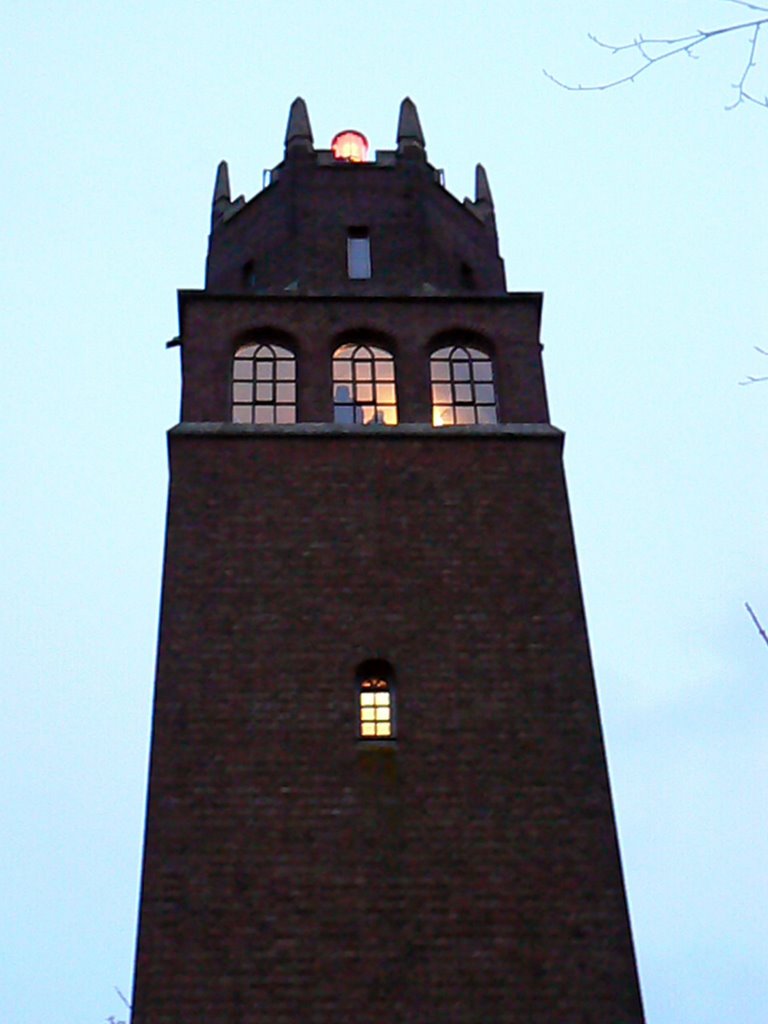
[2,3,767,1022]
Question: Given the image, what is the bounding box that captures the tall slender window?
[333,343,397,425]
[232,342,297,424]
[430,344,497,426]
[347,227,371,279]
[357,660,395,739]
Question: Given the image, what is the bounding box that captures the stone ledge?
[170,422,564,441]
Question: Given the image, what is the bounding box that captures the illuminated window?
[347,227,371,279]
[333,343,397,425]
[357,661,395,740]
[232,342,296,424]
[430,344,497,426]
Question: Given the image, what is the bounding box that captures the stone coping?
[170,422,563,440]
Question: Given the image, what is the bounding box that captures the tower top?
[205,97,505,296]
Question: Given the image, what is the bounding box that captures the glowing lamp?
[331,130,369,163]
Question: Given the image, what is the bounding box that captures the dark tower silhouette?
[131,97,645,1024]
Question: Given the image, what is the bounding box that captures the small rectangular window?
[359,676,393,738]
[347,228,371,279]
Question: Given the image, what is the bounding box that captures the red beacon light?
[331,130,369,163]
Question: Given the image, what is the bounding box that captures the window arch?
[333,343,397,425]
[430,344,497,426]
[232,341,297,424]
[357,660,395,739]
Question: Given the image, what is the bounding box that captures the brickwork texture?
[132,431,645,1024]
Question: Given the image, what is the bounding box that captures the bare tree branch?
[745,602,768,648]
[544,15,768,109]
[726,22,765,107]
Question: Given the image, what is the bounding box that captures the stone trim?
[170,422,563,441]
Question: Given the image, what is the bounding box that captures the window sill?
[356,738,397,749]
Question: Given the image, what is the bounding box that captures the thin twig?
[739,346,768,383]
[724,0,768,13]
[115,987,132,1011]
[745,602,768,648]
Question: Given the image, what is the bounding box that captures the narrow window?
[333,343,397,425]
[347,227,371,279]
[241,260,256,289]
[232,342,297,424]
[430,344,498,426]
[460,261,476,291]
[357,660,395,739]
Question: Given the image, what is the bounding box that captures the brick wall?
[131,428,645,1024]
[205,155,505,297]
[178,294,548,426]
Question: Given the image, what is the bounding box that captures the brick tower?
[131,98,645,1024]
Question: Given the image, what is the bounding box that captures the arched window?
[430,344,497,426]
[333,343,397,425]
[232,342,297,424]
[357,660,395,739]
